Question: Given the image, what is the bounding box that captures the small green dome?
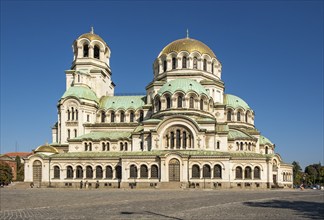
[62,86,98,102]
[157,79,209,97]
[259,135,273,145]
[224,94,251,110]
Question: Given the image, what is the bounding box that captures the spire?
[186,29,189,39]
[90,26,94,34]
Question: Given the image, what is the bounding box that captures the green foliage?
[0,163,13,183]
[304,163,323,185]
[292,161,302,185]
[15,156,24,181]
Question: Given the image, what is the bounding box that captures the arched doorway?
[169,158,180,182]
[33,160,42,187]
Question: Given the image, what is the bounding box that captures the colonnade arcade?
[163,126,194,149]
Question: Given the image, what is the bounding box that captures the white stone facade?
[24,30,293,189]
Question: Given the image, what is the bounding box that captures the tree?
[15,156,24,181]
[304,163,322,185]
[292,161,302,185]
[0,163,13,184]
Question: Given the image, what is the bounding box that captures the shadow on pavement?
[244,200,324,219]
[120,211,182,219]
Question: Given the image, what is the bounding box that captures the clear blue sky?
[1,1,323,169]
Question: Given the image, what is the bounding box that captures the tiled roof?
[4,152,32,158]
[62,85,98,102]
[99,96,145,110]
[157,79,209,97]
[228,129,256,141]
[70,131,132,141]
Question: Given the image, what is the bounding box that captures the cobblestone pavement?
[0,188,323,219]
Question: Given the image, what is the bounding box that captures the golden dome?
[77,27,107,45]
[35,144,59,154]
[159,38,216,58]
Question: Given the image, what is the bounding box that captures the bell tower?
[65,27,115,98]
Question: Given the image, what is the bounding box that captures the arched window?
[182,131,187,148]
[140,165,148,178]
[214,165,222,178]
[235,167,242,179]
[86,166,93,178]
[84,143,88,151]
[89,143,92,151]
[240,142,243,151]
[177,95,183,108]
[254,166,261,179]
[111,111,115,123]
[130,111,134,122]
[78,74,80,82]
[76,166,83,179]
[182,56,187,68]
[120,142,124,151]
[106,166,113,179]
[211,62,214,74]
[66,166,73,179]
[139,110,144,122]
[124,142,128,151]
[71,107,74,120]
[101,112,106,123]
[163,60,167,72]
[244,167,252,179]
[67,110,70,120]
[74,129,77,137]
[155,98,161,112]
[94,45,100,59]
[193,57,198,69]
[237,111,241,121]
[189,97,194,108]
[120,111,125,122]
[130,165,137,178]
[176,130,181,149]
[170,132,175,149]
[54,166,60,179]
[172,57,176,69]
[106,142,110,151]
[265,146,269,154]
[203,164,211,178]
[151,165,158,178]
[203,59,207,71]
[166,96,171,109]
[67,129,70,139]
[102,143,106,151]
[200,99,204,110]
[96,166,103,179]
[245,112,248,123]
[83,44,89,57]
[76,109,78,120]
[192,165,200,178]
[227,110,232,121]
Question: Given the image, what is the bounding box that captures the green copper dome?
[224,94,251,110]
[62,86,98,102]
[158,79,209,97]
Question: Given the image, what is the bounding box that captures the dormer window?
[83,44,89,57]
[94,45,100,59]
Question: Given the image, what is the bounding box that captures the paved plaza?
[0,187,323,219]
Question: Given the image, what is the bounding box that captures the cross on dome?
[186,29,189,38]
[91,26,94,34]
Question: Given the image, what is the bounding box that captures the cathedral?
[24,29,293,189]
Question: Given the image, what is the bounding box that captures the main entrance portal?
[169,158,180,182]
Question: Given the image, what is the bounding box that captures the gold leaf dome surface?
[159,38,216,58]
[35,144,59,154]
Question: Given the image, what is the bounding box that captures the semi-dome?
[224,94,252,110]
[34,144,59,154]
[158,79,209,97]
[158,38,216,58]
